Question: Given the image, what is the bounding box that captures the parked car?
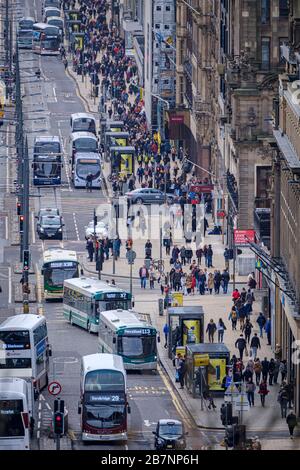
[37,214,64,240]
[125,188,176,205]
[153,419,187,450]
[85,221,108,240]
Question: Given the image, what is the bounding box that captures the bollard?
[158,298,164,316]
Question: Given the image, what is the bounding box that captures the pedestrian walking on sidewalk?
[256,312,266,338]
[286,411,297,439]
[261,357,270,382]
[228,306,238,330]
[278,386,289,418]
[163,323,169,349]
[246,378,256,407]
[206,319,217,343]
[196,247,203,266]
[221,268,230,294]
[242,319,253,344]
[268,358,276,386]
[207,272,214,294]
[279,360,287,383]
[254,358,262,385]
[217,318,226,343]
[139,265,148,289]
[250,333,261,359]
[258,380,269,407]
[207,244,213,268]
[235,334,247,360]
[86,238,94,262]
[177,357,187,389]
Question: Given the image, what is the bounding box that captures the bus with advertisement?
[98,310,159,370]
[41,249,80,300]
[78,353,130,441]
[110,146,135,178]
[63,277,132,333]
[32,23,61,55]
[0,315,51,394]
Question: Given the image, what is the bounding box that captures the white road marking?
[37,430,40,440]
[73,212,80,241]
[6,128,9,193]
[46,403,51,410]
[8,267,11,304]
[53,86,57,102]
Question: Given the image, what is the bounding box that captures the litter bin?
[158,298,164,316]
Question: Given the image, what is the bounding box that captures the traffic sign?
[48,381,62,396]
[224,384,240,403]
[126,250,136,265]
[234,393,250,411]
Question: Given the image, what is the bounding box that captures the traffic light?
[17,202,21,215]
[220,403,233,426]
[53,411,64,435]
[19,215,24,232]
[228,249,234,260]
[225,426,234,448]
[23,250,30,271]
[53,399,65,436]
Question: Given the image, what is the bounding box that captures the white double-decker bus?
[79,354,130,441]
[0,378,34,450]
[0,315,51,394]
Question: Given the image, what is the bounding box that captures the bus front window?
[0,400,25,437]
[44,266,78,288]
[76,161,100,180]
[34,160,59,178]
[42,38,60,50]
[118,336,157,358]
[84,404,126,430]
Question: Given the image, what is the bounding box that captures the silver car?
[125,188,176,205]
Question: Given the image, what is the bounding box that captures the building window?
[279,0,289,17]
[261,0,270,24]
[164,25,170,30]
[256,166,272,202]
[155,24,160,29]
[166,5,171,11]
[279,37,288,63]
[156,6,162,11]
[261,37,270,70]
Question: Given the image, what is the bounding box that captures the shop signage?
[217,210,226,218]
[170,115,184,123]
[234,229,256,245]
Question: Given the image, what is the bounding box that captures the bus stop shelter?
[167,306,204,360]
[185,343,230,398]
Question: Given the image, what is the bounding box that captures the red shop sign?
[234,229,256,245]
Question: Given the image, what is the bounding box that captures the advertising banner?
[234,229,256,245]
[182,320,200,346]
[207,358,226,391]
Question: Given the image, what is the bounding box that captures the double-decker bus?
[70,113,97,136]
[98,310,159,370]
[42,249,80,300]
[0,315,51,394]
[32,23,61,55]
[33,136,62,186]
[72,152,102,189]
[78,353,130,441]
[0,378,34,450]
[63,277,132,333]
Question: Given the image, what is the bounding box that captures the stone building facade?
[176,0,289,241]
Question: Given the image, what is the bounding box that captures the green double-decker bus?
[98,309,159,371]
[63,277,132,334]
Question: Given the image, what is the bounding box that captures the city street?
[1,0,300,454]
